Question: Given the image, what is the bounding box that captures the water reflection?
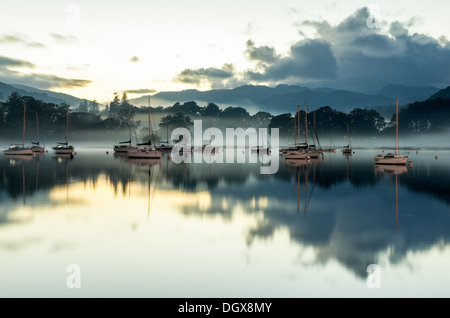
[0,148,449,296]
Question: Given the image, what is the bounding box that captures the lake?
[0,147,449,297]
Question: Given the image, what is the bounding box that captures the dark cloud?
[130,56,139,63]
[175,64,235,87]
[0,35,44,48]
[0,55,35,68]
[125,88,157,94]
[245,40,278,64]
[245,39,337,82]
[295,6,450,91]
[172,6,450,91]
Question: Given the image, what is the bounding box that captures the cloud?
[51,33,78,43]
[0,34,44,48]
[245,40,278,65]
[125,88,157,94]
[0,55,35,68]
[171,6,450,92]
[245,39,337,82]
[130,56,139,63]
[294,7,450,91]
[175,63,236,88]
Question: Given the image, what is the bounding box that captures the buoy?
[106,151,109,154]
[322,155,326,160]
[408,161,414,167]
[435,155,438,160]
[416,151,419,154]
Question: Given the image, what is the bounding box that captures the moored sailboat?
[126,97,162,159]
[114,101,138,153]
[31,112,45,153]
[53,104,74,155]
[374,98,408,165]
[4,103,33,156]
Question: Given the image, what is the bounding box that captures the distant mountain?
[377,84,440,104]
[428,86,450,100]
[130,84,400,114]
[0,81,86,106]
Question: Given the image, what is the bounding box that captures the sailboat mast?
[36,112,40,144]
[395,98,399,155]
[66,104,69,144]
[23,103,26,147]
[129,102,132,145]
[305,102,308,146]
[148,97,152,146]
[297,105,300,146]
[347,124,350,146]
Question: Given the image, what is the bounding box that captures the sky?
[1,0,450,103]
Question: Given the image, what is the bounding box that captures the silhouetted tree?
[202,102,222,117]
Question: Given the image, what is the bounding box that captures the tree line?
[1,91,449,145]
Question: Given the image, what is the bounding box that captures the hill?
[0,81,87,106]
[130,84,441,115]
[428,86,450,100]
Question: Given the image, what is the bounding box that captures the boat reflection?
[375,163,409,230]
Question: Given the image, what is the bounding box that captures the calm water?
[0,147,449,297]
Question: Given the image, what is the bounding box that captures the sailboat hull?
[284,151,310,160]
[31,146,45,153]
[126,149,162,159]
[53,146,74,154]
[4,148,33,156]
[374,155,408,165]
[114,145,138,153]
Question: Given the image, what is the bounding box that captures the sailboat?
[342,124,352,154]
[155,123,173,152]
[284,105,309,160]
[3,103,33,156]
[114,102,138,153]
[303,102,322,159]
[53,104,75,155]
[126,97,162,159]
[374,99,408,165]
[31,112,45,153]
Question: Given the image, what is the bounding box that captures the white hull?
[307,151,322,159]
[53,146,74,154]
[284,151,310,160]
[126,149,162,159]
[114,145,138,153]
[31,146,45,153]
[374,155,408,165]
[4,148,33,156]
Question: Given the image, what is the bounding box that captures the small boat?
[126,97,162,160]
[31,112,45,153]
[342,124,352,154]
[4,144,33,156]
[114,102,138,153]
[284,150,310,160]
[374,99,408,166]
[53,104,74,155]
[4,103,33,156]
